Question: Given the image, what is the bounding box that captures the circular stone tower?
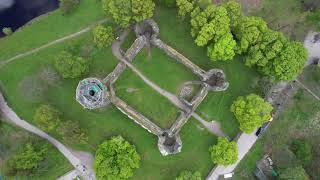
[76,78,109,109]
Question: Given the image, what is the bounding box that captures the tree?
[291,139,313,166]
[59,0,80,14]
[132,0,155,23]
[194,6,230,47]
[230,94,273,134]
[261,41,308,81]
[190,5,216,38]
[234,16,268,54]
[94,136,141,180]
[176,170,202,180]
[102,0,155,28]
[54,50,89,79]
[4,143,47,176]
[92,25,114,49]
[176,0,195,19]
[279,166,309,180]
[34,105,60,132]
[102,0,132,28]
[245,30,287,67]
[58,120,88,145]
[2,27,13,36]
[222,1,242,28]
[209,137,238,166]
[207,33,236,61]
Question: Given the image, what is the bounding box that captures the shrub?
[92,25,114,49]
[94,136,140,179]
[209,137,238,166]
[176,170,202,180]
[279,166,310,180]
[291,139,313,165]
[58,120,88,145]
[54,50,89,79]
[4,143,47,176]
[59,0,80,14]
[34,105,60,132]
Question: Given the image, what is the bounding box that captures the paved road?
[206,130,258,180]
[0,91,96,180]
[0,19,108,68]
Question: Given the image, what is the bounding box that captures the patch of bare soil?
[18,75,48,103]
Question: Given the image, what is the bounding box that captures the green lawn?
[154,7,261,137]
[0,0,105,60]
[0,23,217,180]
[114,67,180,128]
[0,4,263,180]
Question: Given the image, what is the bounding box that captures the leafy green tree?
[209,137,238,166]
[207,33,236,61]
[2,27,13,36]
[92,25,114,49]
[190,5,216,38]
[102,0,132,28]
[194,6,230,46]
[279,166,309,180]
[54,50,88,79]
[176,0,195,19]
[58,120,88,145]
[34,105,60,132]
[291,139,313,166]
[4,143,47,176]
[102,0,155,28]
[94,136,141,180]
[176,170,202,180]
[132,0,155,22]
[230,94,273,134]
[222,1,242,28]
[59,0,80,14]
[234,16,268,54]
[245,30,287,67]
[261,41,308,81]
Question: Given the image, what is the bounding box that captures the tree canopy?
[279,166,310,180]
[176,0,196,19]
[176,170,202,180]
[34,105,60,132]
[209,137,238,166]
[207,33,236,61]
[230,94,273,134]
[92,25,114,49]
[102,0,155,28]
[291,139,313,166]
[261,41,308,81]
[4,143,47,176]
[94,136,141,180]
[58,120,88,145]
[54,50,89,79]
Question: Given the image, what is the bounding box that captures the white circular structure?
[76,78,109,109]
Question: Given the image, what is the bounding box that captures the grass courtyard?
[0,3,262,179]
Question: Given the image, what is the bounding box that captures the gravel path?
[0,91,96,180]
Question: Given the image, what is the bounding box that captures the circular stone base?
[76,78,109,109]
[205,69,229,91]
[157,131,182,156]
